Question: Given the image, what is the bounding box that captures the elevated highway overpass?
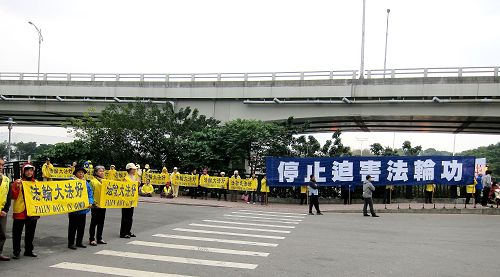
[0,66,499,134]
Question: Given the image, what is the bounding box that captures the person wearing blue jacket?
[68,165,94,250]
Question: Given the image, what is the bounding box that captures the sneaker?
[372,215,380,217]
[97,240,107,245]
[363,214,370,217]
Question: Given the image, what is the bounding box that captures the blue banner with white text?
[266,156,475,187]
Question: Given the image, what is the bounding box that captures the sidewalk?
[139,196,500,215]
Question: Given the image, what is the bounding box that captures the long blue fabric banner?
[266,156,476,187]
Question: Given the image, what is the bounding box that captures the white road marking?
[224,214,302,222]
[189,223,291,234]
[221,216,300,225]
[96,250,258,269]
[50,262,196,277]
[152,234,278,247]
[128,240,269,257]
[232,211,305,219]
[203,220,295,229]
[238,209,307,216]
[173,228,286,239]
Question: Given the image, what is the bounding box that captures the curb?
[324,208,500,215]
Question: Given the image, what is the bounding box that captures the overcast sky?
[1,0,499,153]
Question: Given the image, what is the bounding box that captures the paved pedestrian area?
[1,201,500,276]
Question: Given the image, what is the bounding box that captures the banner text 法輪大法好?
[199,175,228,189]
[23,180,90,216]
[266,156,476,187]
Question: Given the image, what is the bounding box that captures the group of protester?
[0,159,141,261]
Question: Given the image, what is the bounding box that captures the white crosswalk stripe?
[50,262,196,277]
[128,240,270,257]
[221,216,300,224]
[238,209,307,216]
[224,214,302,222]
[232,211,305,219]
[96,250,258,269]
[189,223,291,234]
[152,234,279,247]
[173,228,286,239]
[202,219,295,229]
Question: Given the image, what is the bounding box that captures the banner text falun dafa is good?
[23,180,90,216]
[173,174,199,187]
[98,180,139,208]
[229,178,257,191]
[49,167,74,179]
[199,175,228,189]
[143,172,170,185]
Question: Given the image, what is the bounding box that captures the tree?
[12,141,37,160]
[34,140,91,166]
[420,148,453,156]
[461,142,500,176]
[370,143,399,156]
[402,141,422,156]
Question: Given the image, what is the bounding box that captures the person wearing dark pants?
[341,184,354,205]
[307,175,322,215]
[425,184,435,204]
[300,186,307,205]
[11,163,39,259]
[89,165,107,246]
[68,165,94,250]
[218,172,227,201]
[383,185,394,204]
[481,170,492,206]
[0,161,12,261]
[362,175,379,217]
[120,163,139,239]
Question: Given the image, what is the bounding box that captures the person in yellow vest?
[142,164,151,185]
[218,172,228,201]
[300,185,308,205]
[11,163,39,259]
[171,167,180,198]
[161,183,174,198]
[42,158,53,181]
[108,165,117,181]
[383,185,394,204]
[120,163,139,239]
[199,169,209,200]
[230,170,241,202]
[135,164,142,183]
[260,175,269,205]
[465,178,477,205]
[0,159,12,261]
[140,180,154,197]
[190,169,199,199]
[159,167,169,195]
[249,174,258,204]
[425,184,436,204]
[89,165,107,246]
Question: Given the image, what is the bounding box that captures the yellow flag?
[23,180,90,216]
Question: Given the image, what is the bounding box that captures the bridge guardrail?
[0,66,498,82]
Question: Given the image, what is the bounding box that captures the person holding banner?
[68,165,94,250]
[120,163,139,239]
[11,163,39,259]
[425,184,436,204]
[230,170,241,202]
[159,167,170,194]
[42,158,53,181]
[171,167,180,198]
[200,169,209,200]
[362,175,379,217]
[0,159,12,261]
[89,165,107,246]
[108,165,117,181]
[218,172,228,201]
[249,174,258,204]
[190,169,199,199]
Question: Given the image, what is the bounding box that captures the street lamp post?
[28,21,43,81]
[5,118,16,162]
[359,0,366,79]
[356,137,368,156]
[383,9,391,79]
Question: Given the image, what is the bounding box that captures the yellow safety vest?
[300,185,308,194]
[425,184,436,192]
[261,178,270,193]
[0,175,10,210]
[90,177,103,205]
[42,163,53,178]
[141,184,154,194]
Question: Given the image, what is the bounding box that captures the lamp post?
[28,21,43,81]
[4,118,16,162]
[359,0,366,79]
[356,137,368,156]
[383,9,391,78]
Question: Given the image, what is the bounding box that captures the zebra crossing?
[49,209,307,276]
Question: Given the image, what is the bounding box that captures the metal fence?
[0,66,498,82]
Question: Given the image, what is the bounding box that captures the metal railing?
[0,66,498,83]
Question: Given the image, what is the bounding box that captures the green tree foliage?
[402,140,422,156]
[370,143,399,156]
[460,142,500,175]
[420,148,453,156]
[12,141,37,160]
[34,140,91,165]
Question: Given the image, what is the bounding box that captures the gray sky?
[1,0,499,152]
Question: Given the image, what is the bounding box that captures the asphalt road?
[1,201,500,277]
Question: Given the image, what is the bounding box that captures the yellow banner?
[174,174,199,187]
[23,180,90,216]
[229,178,257,191]
[98,179,138,208]
[104,170,127,181]
[143,172,170,185]
[199,175,228,189]
[49,167,73,179]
